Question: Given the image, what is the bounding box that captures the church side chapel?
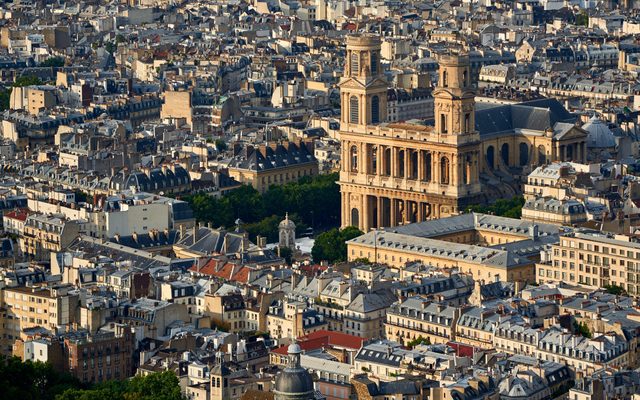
[338,34,589,231]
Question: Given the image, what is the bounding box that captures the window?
[350,146,358,172]
[440,157,450,184]
[351,52,359,75]
[464,113,470,132]
[371,53,378,74]
[441,114,447,133]
[371,96,380,124]
[350,96,359,124]
[442,70,448,87]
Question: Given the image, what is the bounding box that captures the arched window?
[350,146,358,172]
[464,113,471,133]
[351,208,360,227]
[442,70,448,87]
[501,143,509,165]
[440,114,448,133]
[463,70,468,87]
[349,96,359,124]
[350,52,359,75]
[440,157,450,184]
[371,96,380,124]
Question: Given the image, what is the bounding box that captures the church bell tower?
[340,35,388,128]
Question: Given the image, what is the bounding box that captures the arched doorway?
[486,146,495,169]
[501,143,509,165]
[351,208,359,227]
[519,143,529,166]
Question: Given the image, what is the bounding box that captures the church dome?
[274,343,314,399]
[583,115,616,148]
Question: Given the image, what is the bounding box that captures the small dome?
[279,213,296,229]
[287,343,302,354]
[583,115,616,148]
[274,342,314,398]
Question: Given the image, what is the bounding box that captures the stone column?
[362,194,368,231]
[405,149,411,179]
[392,147,398,177]
[433,151,439,184]
[390,198,397,227]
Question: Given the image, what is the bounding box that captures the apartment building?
[20,213,81,261]
[537,230,640,294]
[64,324,134,383]
[1,285,79,355]
[385,296,461,346]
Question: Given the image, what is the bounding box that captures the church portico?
[341,183,482,230]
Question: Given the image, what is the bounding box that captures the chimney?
[529,224,539,241]
[193,224,198,242]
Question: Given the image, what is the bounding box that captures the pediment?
[556,126,588,141]
[339,76,388,90]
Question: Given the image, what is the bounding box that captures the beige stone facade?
[338,34,588,232]
[536,231,640,294]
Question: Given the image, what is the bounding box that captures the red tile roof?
[272,330,364,355]
[4,208,29,222]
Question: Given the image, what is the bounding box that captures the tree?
[575,321,592,339]
[466,196,525,219]
[0,75,44,111]
[604,284,625,296]
[279,246,293,265]
[183,173,341,244]
[576,11,589,26]
[214,139,228,152]
[311,226,363,264]
[40,57,65,68]
[56,371,183,400]
[14,75,43,87]
[407,336,431,348]
[0,356,79,400]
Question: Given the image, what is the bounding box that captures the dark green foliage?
[576,11,589,26]
[466,196,525,219]
[104,42,117,54]
[74,190,89,203]
[311,226,363,263]
[56,371,183,400]
[214,139,228,152]
[0,89,9,110]
[183,173,340,242]
[574,321,592,339]
[0,356,183,400]
[41,57,65,68]
[406,336,431,348]
[604,284,625,296]
[14,75,44,87]
[0,75,44,111]
[279,246,293,265]
[0,356,80,400]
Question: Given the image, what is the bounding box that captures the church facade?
[338,34,589,231]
